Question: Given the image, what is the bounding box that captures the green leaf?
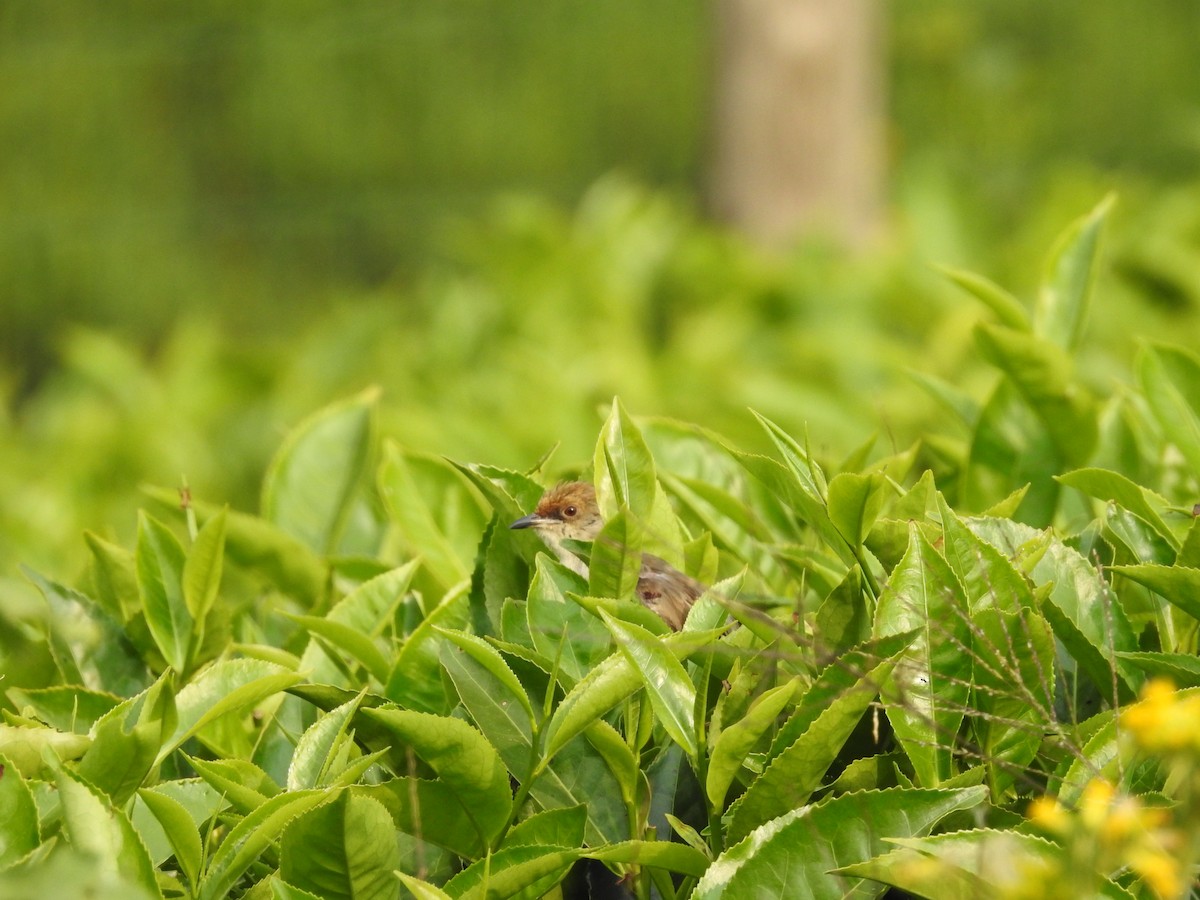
[438,629,536,782]
[0,752,40,869]
[142,492,331,607]
[729,648,904,843]
[707,680,797,809]
[526,556,608,686]
[874,524,972,786]
[968,517,1139,697]
[937,264,1029,331]
[279,791,401,900]
[1116,651,1200,687]
[525,728,630,846]
[288,690,365,790]
[85,530,140,622]
[580,719,639,811]
[356,778,483,859]
[750,410,827,500]
[0,723,91,779]
[938,495,1036,615]
[964,381,1060,523]
[502,805,587,848]
[974,323,1097,465]
[187,755,280,813]
[137,788,204,890]
[183,506,227,620]
[300,560,417,686]
[1057,468,1177,550]
[602,612,698,759]
[271,878,327,900]
[827,472,887,550]
[1109,564,1200,620]
[694,786,986,900]
[815,566,870,655]
[7,685,121,734]
[731,423,849,564]
[594,397,658,522]
[289,613,391,686]
[161,660,303,763]
[969,606,1056,797]
[393,872,453,900]
[586,840,710,877]
[540,651,641,763]
[262,387,378,555]
[1136,343,1200,474]
[58,764,164,899]
[78,672,176,804]
[386,582,471,713]
[361,707,512,851]
[1035,194,1112,350]
[137,511,192,672]
[443,845,580,900]
[769,631,916,758]
[838,830,1133,900]
[197,790,333,900]
[588,509,645,601]
[378,443,479,593]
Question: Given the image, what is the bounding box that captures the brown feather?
[512,481,704,630]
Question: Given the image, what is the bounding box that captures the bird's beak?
[509,513,545,530]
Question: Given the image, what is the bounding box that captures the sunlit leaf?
[262,387,378,555]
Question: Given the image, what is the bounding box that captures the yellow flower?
[1080,778,1115,830]
[1121,678,1200,752]
[1127,845,1184,900]
[1027,796,1069,833]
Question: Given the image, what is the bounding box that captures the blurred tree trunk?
[710,0,884,248]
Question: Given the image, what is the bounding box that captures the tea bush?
[3,198,1200,898]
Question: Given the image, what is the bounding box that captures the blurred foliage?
[4,204,1200,897]
[3,0,1200,580]
[0,0,707,378]
[3,177,1200,588]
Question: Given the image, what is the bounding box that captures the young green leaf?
[438,629,536,782]
[728,651,903,842]
[1137,343,1200,475]
[262,386,379,555]
[288,689,366,790]
[279,791,401,900]
[875,523,972,787]
[706,679,797,810]
[160,659,302,763]
[540,651,641,763]
[0,752,40,869]
[386,582,471,714]
[137,511,192,673]
[594,397,658,522]
[588,509,645,601]
[1034,194,1112,350]
[937,264,1030,331]
[57,764,164,899]
[197,790,333,900]
[361,707,512,850]
[827,471,886,550]
[136,788,204,891]
[602,612,698,759]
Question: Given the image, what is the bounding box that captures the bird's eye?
[564,505,577,517]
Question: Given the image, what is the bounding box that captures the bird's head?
[510,481,604,544]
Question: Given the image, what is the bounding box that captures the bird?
[510,481,705,630]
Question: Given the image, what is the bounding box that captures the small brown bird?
[510,482,704,630]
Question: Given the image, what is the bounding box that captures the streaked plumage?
[510,481,704,630]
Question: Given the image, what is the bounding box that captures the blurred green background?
[2,0,1200,576]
